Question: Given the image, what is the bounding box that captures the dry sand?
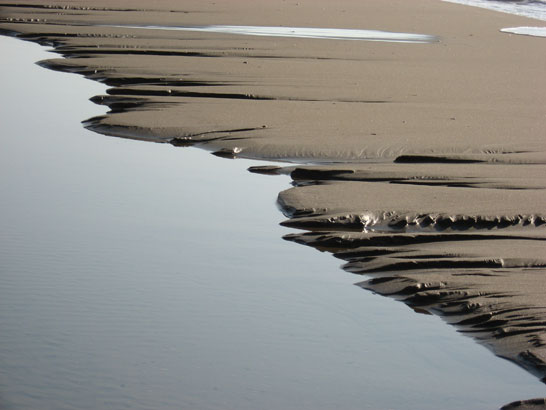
[1,0,545,407]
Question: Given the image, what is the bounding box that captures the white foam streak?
[500,26,546,37]
[115,25,438,43]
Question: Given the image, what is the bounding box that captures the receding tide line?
[107,25,438,43]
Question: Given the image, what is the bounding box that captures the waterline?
[443,0,546,21]
[1,34,545,410]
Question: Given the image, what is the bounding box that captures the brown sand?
[2,0,544,162]
[1,0,545,406]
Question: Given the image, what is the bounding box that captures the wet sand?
[1,0,545,408]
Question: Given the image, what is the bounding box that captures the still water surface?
[0,36,544,410]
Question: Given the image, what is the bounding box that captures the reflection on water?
[0,36,545,410]
[108,25,438,43]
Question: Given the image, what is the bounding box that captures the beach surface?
[1,0,545,407]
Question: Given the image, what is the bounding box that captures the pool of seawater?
[0,36,544,410]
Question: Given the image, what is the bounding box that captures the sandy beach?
[1,0,545,408]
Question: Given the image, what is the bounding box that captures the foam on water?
[443,0,546,21]
[443,0,546,37]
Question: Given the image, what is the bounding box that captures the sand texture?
[1,0,545,406]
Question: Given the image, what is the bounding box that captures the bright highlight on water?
[112,25,438,43]
[501,26,546,37]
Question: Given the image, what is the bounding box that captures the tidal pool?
[0,35,544,410]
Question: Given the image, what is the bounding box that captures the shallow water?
[109,25,438,43]
[0,35,545,410]
[501,26,546,37]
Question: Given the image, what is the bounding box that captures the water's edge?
[1,1,545,408]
